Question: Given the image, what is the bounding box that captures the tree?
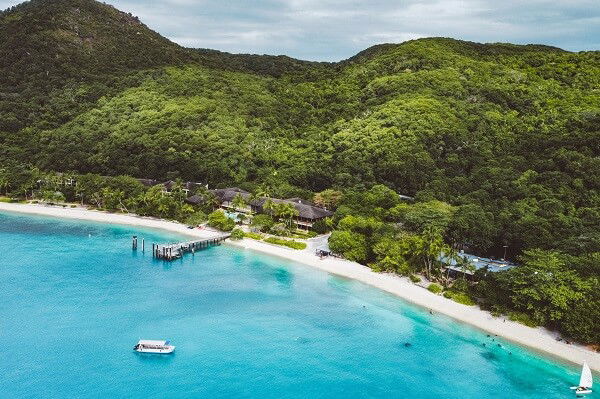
[75,174,105,206]
[208,210,235,231]
[100,187,125,211]
[231,193,248,211]
[0,168,10,196]
[402,227,451,281]
[495,249,590,325]
[328,230,368,263]
[273,202,299,230]
[455,255,476,280]
[230,228,245,240]
[250,214,274,232]
[389,200,455,233]
[11,165,40,200]
[373,236,412,274]
[447,204,497,252]
[186,211,207,226]
[41,190,65,203]
[313,189,343,210]
[561,279,600,344]
[312,218,331,234]
[270,223,289,236]
[262,199,276,215]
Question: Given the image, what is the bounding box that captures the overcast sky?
[2,0,598,61]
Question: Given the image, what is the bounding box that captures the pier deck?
[132,235,229,261]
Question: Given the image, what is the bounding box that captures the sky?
[1,0,599,61]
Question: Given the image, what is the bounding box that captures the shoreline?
[1,202,599,373]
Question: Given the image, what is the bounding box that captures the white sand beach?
[1,201,599,373]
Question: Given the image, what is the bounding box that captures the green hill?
[1,0,599,259]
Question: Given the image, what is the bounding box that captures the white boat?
[570,361,593,395]
[133,340,175,354]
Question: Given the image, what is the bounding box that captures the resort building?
[137,178,159,187]
[210,187,253,213]
[208,187,334,230]
[249,197,333,230]
[130,181,334,231]
[160,180,205,195]
[441,251,517,279]
[137,179,206,196]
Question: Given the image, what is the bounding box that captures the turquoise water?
[0,211,594,398]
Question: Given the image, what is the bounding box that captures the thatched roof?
[209,188,333,220]
[185,194,204,205]
[137,178,159,187]
[210,187,251,202]
[251,197,333,220]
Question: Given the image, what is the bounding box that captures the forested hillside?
[1,0,599,342]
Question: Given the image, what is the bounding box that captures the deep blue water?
[0,211,595,398]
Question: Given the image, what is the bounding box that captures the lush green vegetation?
[327,184,599,345]
[444,290,476,306]
[207,210,236,232]
[243,232,264,240]
[263,237,307,250]
[230,228,245,240]
[427,283,443,294]
[0,0,598,346]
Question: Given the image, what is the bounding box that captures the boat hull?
[134,346,175,354]
[570,387,592,395]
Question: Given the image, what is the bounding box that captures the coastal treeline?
[0,164,207,222]
[327,185,600,345]
[1,30,598,262]
[0,1,599,345]
[1,165,598,346]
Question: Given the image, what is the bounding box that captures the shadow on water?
[273,267,293,287]
[0,213,104,237]
[133,352,176,365]
[481,351,499,361]
[294,336,311,344]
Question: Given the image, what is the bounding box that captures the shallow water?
[0,211,594,398]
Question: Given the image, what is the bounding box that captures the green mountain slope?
[0,0,197,132]
[1,0,599,259]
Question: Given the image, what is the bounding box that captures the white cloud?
[1,0,598,60]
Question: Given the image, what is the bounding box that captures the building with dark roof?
[209,187,253,213]
[137,178,159,187]
[211,187,251,203]
[249,197,333,229]
[208,188,333,230]
[185,194,204,206]
[157,180,205,196]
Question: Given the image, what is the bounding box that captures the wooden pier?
[134,235,229,261]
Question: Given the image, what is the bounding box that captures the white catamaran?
[571,361,593,395]
[133,340,175,354]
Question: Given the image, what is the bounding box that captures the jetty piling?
[132,236,138,250]
[150,235,229,261]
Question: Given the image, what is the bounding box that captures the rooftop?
[442,251,517,274]
[251,197,333,220]
[210,187,251,202]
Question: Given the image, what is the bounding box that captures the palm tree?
[0,168,9,196]
[231,193,248,212]
[455,254,475,280]
[75,182,86,206]
[275,203,299,231]
[414,227,449,281]
[262,198,276,215]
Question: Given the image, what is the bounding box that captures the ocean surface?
[0,211,594,398]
